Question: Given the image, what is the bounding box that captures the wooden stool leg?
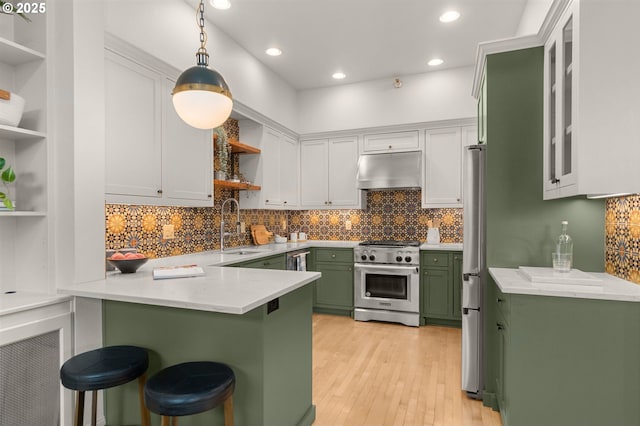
[160,416,171,426]
[171,417,178,426]
[138,373,151,426]
[224,395,234,426]
[91,390,98,426]
[74,391,85,426]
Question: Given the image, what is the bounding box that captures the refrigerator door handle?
[462,274,481,310]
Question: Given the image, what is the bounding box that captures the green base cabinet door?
[230,253,286,270]
[312,248,354,316]
[420,250,462,327]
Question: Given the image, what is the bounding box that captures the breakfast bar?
[59,262,320,426]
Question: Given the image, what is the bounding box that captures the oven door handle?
[354,263,419,273]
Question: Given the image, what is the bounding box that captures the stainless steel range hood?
[356,151,422,190]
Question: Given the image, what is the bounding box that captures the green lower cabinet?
[230,253,286,270]
[420,250,462,327]
[311,248,353,316]
[487,279,640,426]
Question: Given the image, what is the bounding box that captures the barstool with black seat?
[144,361,235,426]
[60,345,151,426]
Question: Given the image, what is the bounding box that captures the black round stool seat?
[144,361,235,417]
[60,345,149,391]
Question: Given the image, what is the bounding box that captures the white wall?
[296,66,477,134]
[516,0,554,36]
[104,0,298,132]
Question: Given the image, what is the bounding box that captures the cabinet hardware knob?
[331,254,336,258]
[283,201,287,204]
[157,189,163,194]
[424,271,428,275]
[496,323,504,330]
[348,267,352,271]
[329,201,333,205]
[496,298,504,303]
[457,198,460,202]
[266,199,269,203]
[208,194,212,198]
[433,258,438,262]
[551,178,560,184]
[388,145,392,149]
[324,201,328,205]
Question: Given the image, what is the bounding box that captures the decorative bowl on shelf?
[0,92,25,127]
[107,253,148,273]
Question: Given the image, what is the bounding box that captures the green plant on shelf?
[0,1,31,22]
[0,157,16,210]
[213,126,230,179]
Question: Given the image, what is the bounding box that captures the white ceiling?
[200,0,530,90]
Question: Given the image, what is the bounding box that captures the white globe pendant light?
[172,0,233,129]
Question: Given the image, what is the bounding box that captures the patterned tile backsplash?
[605,194,640,284]
[106,189,463,258]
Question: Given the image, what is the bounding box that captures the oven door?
[354,263,419,313]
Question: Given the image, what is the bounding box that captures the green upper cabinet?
[542,0,640,199]
[420,250,462,327]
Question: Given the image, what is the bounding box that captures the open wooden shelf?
[214,179,261,190]
[213,134,260,154]
[228,139,260,154]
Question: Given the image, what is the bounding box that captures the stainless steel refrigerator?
[461,144,486,399]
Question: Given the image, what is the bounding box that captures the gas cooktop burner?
[359,240,421,247]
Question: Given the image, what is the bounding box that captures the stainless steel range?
[353,240,420,327]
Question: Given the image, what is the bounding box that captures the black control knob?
[396,256,403,262]
[405,256,412,263]
[361,255,367,261]
[369,255,376,261]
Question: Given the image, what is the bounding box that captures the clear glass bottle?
[553,220,573,272]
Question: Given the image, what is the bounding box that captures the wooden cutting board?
[251,225,273,245]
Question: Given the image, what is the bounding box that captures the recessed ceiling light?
[265,47,283,56]
[210,0,231,10]
[439,10,460,23]
[332,72,346,80]
[428,58,444,67]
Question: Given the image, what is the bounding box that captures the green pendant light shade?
[172,0,233,130]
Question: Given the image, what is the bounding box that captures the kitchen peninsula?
[59,249,321,426]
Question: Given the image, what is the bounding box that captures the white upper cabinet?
[161,78,213,203]
[105,50,162,199]
[543,0,640,199]
[280,134,299,208]
[105,46,213,207]
[423,126,476,208]
[362,130,420,153]
[238,122,298,209]
[300,136,364,209]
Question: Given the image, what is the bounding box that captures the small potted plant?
[0,157,16,210]
[0,1,31,22]
[213,126,229,180]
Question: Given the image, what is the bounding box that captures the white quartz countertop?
[59,266,320,314]
[56,240,461,315]
[489,267,640,302]
[419,243,463,251]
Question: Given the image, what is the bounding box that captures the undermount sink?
[222,249,263,255]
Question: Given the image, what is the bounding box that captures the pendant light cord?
[195,0,210,67]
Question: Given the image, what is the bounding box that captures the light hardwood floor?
[312,314,502,426]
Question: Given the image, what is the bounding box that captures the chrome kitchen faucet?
[220,198,241,251]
